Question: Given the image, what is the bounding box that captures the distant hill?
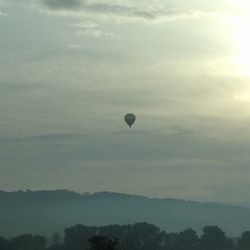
[221,202,250,208]
[1,190,250,237]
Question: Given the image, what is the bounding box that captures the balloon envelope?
[124,113,136,127]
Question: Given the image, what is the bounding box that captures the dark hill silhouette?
[1,190,250,237]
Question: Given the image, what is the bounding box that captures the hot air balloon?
[124,113,136,128]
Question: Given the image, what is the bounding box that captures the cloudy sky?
[1,0,250,202]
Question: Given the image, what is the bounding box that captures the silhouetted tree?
[0,236,9,250]
[176,228,200,250]
[200,226,233,250]
[10,234,46,250]
[51,233,61,246]
[89,236,119,250]
[238,231,250,249]
[130,223,161,250]
[47,233,64,250]
[2,223,248,250]
[47,244,65,250]
[64,224,96,250]
[161,232,179,250]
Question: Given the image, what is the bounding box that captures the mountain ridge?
[0,189,232,205]
[1,190,250,237]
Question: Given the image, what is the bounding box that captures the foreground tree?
[238,231,250,249]
[89,236,119,250]
[0,236,9,250]
[10,234,46,250]
[200,226,233,250]
[64,224,97,250]
[176,228,200,250]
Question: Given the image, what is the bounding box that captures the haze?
[1,0,250,202]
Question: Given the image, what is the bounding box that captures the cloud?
[0,10,7,16]
[0,133,86,144]
[82,2,161,19]
[40,0,83,10]
[67,44,81,49]
[75,29,112,37]
[72,20,114,37]
[35,0,202,21]
[72,20,99,29]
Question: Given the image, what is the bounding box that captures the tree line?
[1,222,250,250]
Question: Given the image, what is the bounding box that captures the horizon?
[0,188,249,205]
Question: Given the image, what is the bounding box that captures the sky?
[1,0,250,202]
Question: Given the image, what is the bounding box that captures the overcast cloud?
[1,0,250,202]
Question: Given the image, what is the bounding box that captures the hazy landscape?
[1,190,250,238]
[2,0,250,249]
